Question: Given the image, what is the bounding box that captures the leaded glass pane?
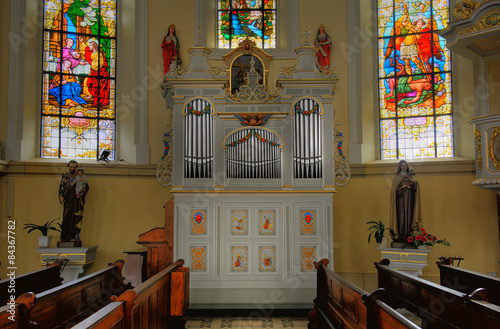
[263,10,276,48]
[218,0,277,49]
[397,116,435,158]
[436,115,453,157]
[378,0,453,159]
[60,116,98,158]
[41,0,116,159]
[41,116,60,158]
[381,119,397,159]
[379,79,396,119]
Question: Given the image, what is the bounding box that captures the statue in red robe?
[161,24,180,75]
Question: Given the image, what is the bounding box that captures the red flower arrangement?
[403,221,450,249]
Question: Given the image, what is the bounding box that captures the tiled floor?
[185,316,309,329]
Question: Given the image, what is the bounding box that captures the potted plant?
[366,220,395,248]
[403,221,451,250]
[23,218,62,248]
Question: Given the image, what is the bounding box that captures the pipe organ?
[161,37,342,309]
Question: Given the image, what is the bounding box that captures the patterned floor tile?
[186,316,309,329]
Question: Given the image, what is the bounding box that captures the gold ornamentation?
[475,128,483,171]
[333,109,351,186]
[156,106,173,187]
[301,247,315,271]
[230,57,280,103]
[278,62,297,78]
[488,127,500,170]
[454,1,482,20]
[191,247,206,271]
[458,10,500,35]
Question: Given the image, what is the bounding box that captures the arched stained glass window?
[218,0,276,49]
[378,0,453,159]
[41,0,116,159]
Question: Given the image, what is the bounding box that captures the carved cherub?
[234,114,272,126]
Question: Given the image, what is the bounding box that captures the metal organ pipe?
[294,99,322,179]
[184,99,213,178]
[225,128,281,179]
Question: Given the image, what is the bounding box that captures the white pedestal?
[378,246,432,276]
[36,246,99,283]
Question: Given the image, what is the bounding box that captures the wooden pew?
[25,259,131,328]
[437,258,500,305]
[308,258,421,329]
[375,259,500,329]
[71,259,189,329]
[0,261,63,306]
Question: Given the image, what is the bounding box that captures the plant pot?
[417,244,428,250]
[37,236,52,248]
[378,236,390,248]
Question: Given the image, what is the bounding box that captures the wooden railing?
[72,259,188,329]
[375,259,500,329]
[0,260,130,329]
[308,259,421,329]
[437,258,500,305]
[0,261,63,306]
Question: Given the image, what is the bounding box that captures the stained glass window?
[218,0,276,49]
[378,0,453,159]
[41,0,116,159]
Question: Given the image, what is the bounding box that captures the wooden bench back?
[27,260,130,329]
[0,261,63,306]
[376,259,500,329]
[71,259,188,329]
[309,259,421,329]
[437,260,500,305]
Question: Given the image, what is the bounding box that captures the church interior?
[1,0,500,327]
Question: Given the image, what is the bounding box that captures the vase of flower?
[402,220,451,250]
[379,236,390,248]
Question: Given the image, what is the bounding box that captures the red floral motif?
[195,214,203,223]
[68,111,91,128]
[305,214,312,224]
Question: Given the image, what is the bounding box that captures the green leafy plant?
[23,218,62,236]
[366,220,395,244]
